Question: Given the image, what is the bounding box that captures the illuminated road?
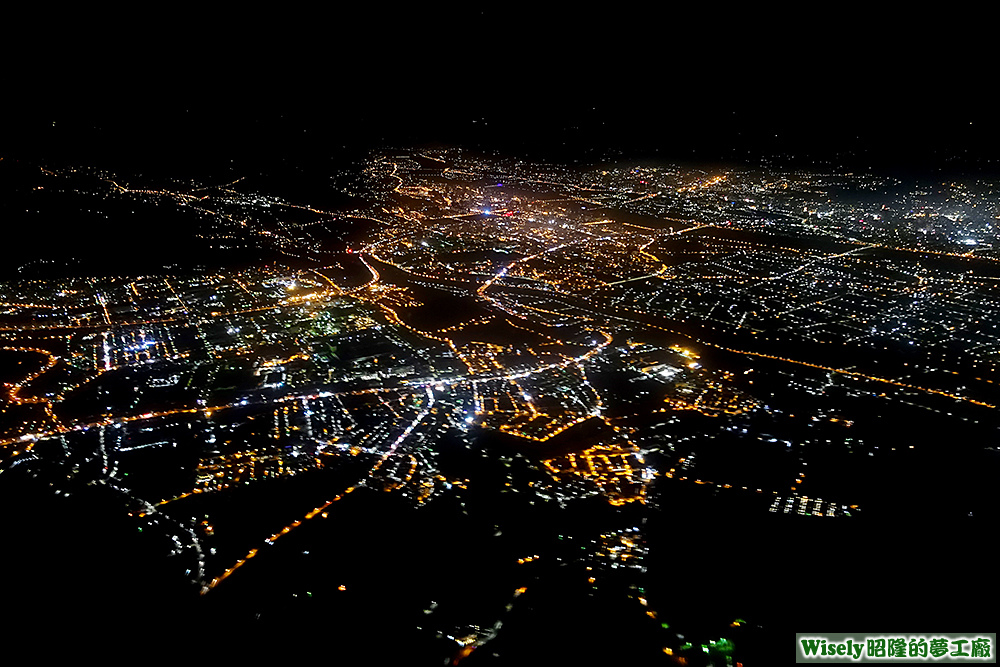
[201,386,436,593]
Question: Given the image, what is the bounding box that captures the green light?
[711,638,735,655]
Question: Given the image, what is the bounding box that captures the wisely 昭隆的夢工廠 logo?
[796,634,995,663]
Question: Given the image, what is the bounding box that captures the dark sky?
[5,9,996,177]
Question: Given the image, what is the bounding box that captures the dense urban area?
[1,148,996,664]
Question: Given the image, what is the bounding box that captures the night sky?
[5,9,996,177]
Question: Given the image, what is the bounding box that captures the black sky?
[5,8,996,177]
